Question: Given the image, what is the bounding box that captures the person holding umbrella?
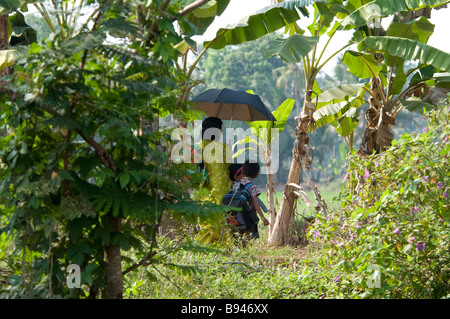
[195,117,233,245]
[199,117,232,204]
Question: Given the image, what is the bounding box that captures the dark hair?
[243,161,260,178]
[202,117,223,141]
[198,117,223,170]
[228,163,243,181]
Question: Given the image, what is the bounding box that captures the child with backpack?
[223,162,269,239]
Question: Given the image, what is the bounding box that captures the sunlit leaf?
[343,50,383,79]
[204,0,322,50]
[340,0,450,29]
[264,33,320,63]
[362,36,450,72]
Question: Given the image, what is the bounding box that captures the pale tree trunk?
[266,172,276,236]
[268,84,315,246]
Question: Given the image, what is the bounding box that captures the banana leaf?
[316,83,365,106]
[401,97,436,113]
[0,0,28,14]
[178,0,230,36]
[331,106,359,137]
[340,0,450,29]
[204,0,321,50]
[362,36,450,72]
[343,50,383,79]
[264,33,320,63]
[386,16,434,44]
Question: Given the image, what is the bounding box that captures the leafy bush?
[308,104,450,298]
[0,0,229,299]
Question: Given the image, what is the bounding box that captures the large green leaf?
[362,36,450,72]
[0,0,28,14]
[400,97,437,113]
[178,0,231,36]
[204,0,321,50]
[307,1,341,36]
[312,100,351,129]
[263,33,320,63]
[316,83,365,105]
[433,72,450,89]
[332,106,359,137]
[342,50,383,79]
[9,10,37,46]
[312,96,364,130]
[340,0,450,29]
[271,98,295,135]
[246,98,295,145]
[386,16,434,43]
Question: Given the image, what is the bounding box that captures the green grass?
[122,182,344,299]
[258,182,342,218]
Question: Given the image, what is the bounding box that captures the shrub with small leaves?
[308,103,450,298]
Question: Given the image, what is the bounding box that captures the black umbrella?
[191,88,276,122]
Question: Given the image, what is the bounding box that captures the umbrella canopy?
[191,88,276,122]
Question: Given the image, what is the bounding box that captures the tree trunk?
[266,167,277,236]
[104,215,123,299]
[359,73,395,156]
[268,85,315,246]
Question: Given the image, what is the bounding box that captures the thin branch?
[39,105,116,173]
[122,251,157,276]
[150,0,172,34]
[178,0,210,17]
[77,130,117,173]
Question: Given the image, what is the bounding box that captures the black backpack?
[222,183,258,231]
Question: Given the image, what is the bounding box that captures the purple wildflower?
[334,276,341,283]
[423,126,429,133]
[363,171,370,179]
[409,206,421,214]
[393,227,400,235]
[374,161,379,168]
[444,192,449,199]
[437,182,444,189]
[314,231,320,238]
[423,176,429,182]
[416,242,426,251]
[408,236,415,244]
